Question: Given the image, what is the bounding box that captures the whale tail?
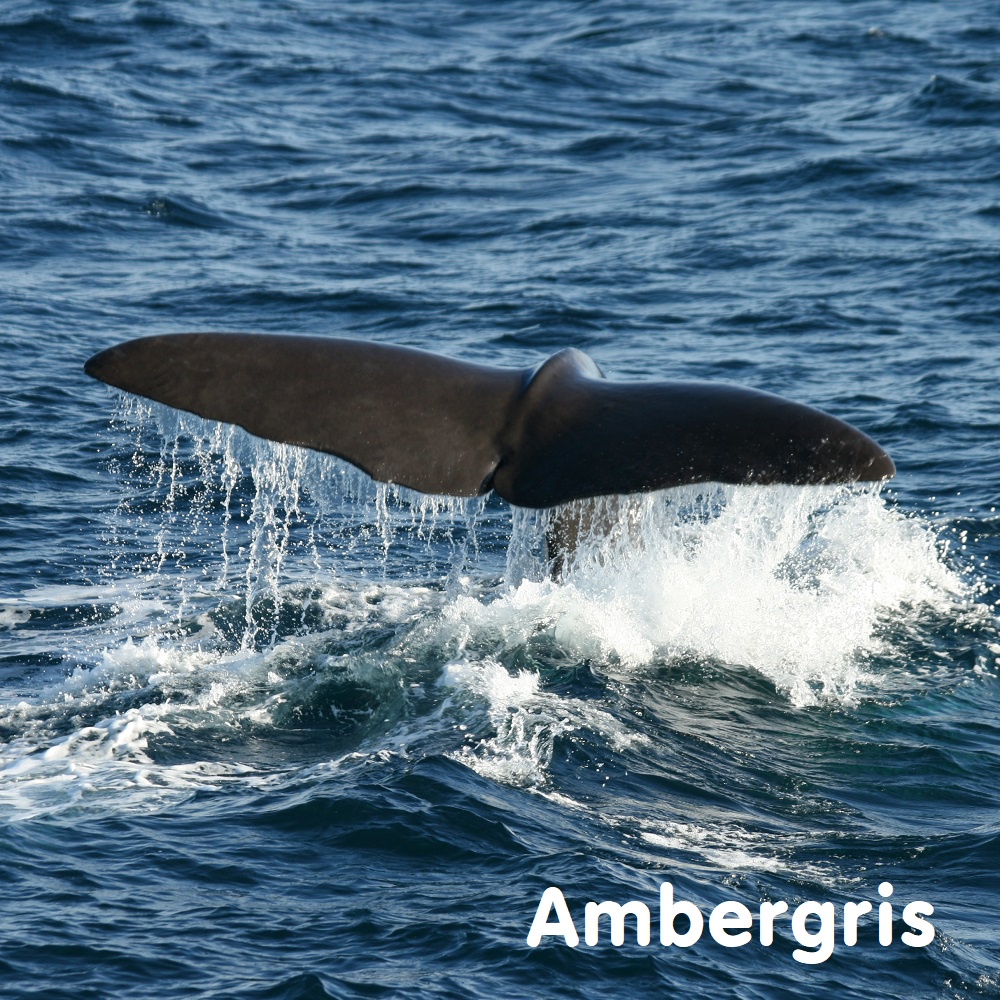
[84,333,894,509]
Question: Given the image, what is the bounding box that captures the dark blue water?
[2,2,999,997]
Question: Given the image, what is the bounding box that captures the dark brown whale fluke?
[84,333,894,509]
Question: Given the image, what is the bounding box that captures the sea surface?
[2,1,999,997]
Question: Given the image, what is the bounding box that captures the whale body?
[84,333,894,508]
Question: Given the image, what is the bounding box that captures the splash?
[104,397,495,648]
[101,405,969,705]
[0,403,973,820]
[443,485,968,706]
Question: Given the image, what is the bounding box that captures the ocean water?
[2,1,999,997]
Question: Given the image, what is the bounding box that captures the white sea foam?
[0,620,410,818]
[443,485,967,706]
[635,821,835,879]
[3,414,971,819]
[439,656,644,786]
[429,483,966,788]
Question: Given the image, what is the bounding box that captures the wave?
[0,409,983,821]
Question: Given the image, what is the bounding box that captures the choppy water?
[2,2,999,997]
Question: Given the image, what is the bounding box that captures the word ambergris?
[527,882,934,964]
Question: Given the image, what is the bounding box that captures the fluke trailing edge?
[84,333,894,508]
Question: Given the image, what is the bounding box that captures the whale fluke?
[84,333,894,508]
